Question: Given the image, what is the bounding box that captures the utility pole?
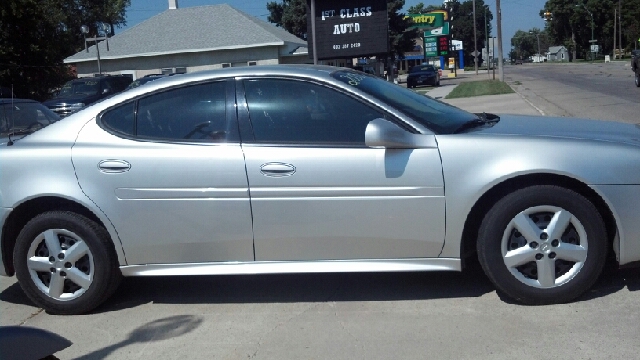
[496,0,504,81]
[614,8,617,59]
[473,0,478,75]
[619,0,622,58]
[485,6,489,78]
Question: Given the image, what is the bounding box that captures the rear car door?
[72,79,254,265]
[238,77,445,261]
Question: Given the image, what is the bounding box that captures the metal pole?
[537,34,541,61]
[473,0,478,75]
[496,0,504,81]
[96,39,101,75]
[485,7,489,78]
[310,0,318,65]
[614,8,617,59]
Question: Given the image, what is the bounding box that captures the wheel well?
[460,174,617,266]
[2,197,106,276]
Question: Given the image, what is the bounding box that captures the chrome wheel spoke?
[48,273,65,298]
[43,230,62,255]
[65,241,89,263]
[536,258,557,288]
[555,243,588,263]
[546,210,572,241]
[27,257,52,273]
[512,213,542,243]
[504,246,538,268]
[66,268,92,289]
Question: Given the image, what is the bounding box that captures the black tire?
[14,211,121,315]
[477,186,607,305]
[635,72,639,88]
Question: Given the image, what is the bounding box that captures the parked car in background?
[514,59,524,65]
[43,75,132,117]
[0,99,60,138]
[3,65,640,315]
[407,65,440,88]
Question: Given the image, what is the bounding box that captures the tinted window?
[331,70,476,134]
[58,79,100,96]
[410,66,435,73]
[137,82,235,142]
[0,102,60,136]
[101,102,135,135]
[244,79,385,145]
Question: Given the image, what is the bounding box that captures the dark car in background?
[0,99,60,138]
[43,75,132,117]
[407,65,440,88]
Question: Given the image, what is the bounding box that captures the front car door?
[72,79,254,265]
[238,77,445,261]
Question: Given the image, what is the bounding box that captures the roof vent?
[169,0,178,9]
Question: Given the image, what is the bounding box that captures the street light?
[529,31,541,62]
[81,23,111,75]
[576,4,595,59]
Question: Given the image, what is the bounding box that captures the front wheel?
[477,186,607,305]
[635,72,639,87]
[14,211,121,315]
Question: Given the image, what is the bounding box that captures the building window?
[175,67,187,74]
[247,61,257,66]
[161,68,173,75]
[221,63,231,68]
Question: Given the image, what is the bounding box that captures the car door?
[239,77,445,261]
[72,79,254,265]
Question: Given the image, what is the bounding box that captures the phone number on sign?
[332,43,361,50]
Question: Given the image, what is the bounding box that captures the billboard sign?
[424,22,450,36]
[306,0,389,60]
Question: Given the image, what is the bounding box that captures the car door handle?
[260,163,296,177]
[98,160,131,173]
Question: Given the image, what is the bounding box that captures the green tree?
[0,0,130,100]
[266,0,307,40]
[542,0,640,60]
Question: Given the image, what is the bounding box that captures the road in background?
[505,62,640,122]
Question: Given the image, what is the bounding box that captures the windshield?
[0,102,61,137]
[331,70,476,134]
[57,79,100,97]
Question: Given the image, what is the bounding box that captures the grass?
[445,80,514,99]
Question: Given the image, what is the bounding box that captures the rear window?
[0,102,60,136]
[410,66,436,73]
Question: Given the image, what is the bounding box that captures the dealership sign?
[306,0,389,60]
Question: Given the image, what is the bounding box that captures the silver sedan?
[1,65,639,314]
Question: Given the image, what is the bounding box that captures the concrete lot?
[2,63,640,359]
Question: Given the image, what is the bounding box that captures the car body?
[43,75,132,117]
[514,59,524,65]
[0,99,60,138]
[2,65,640,314]
[407,65,440,88]
[631,50,640,88]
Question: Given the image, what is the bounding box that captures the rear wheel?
[477,186,607,304]
[635,71,639,87]
[14,211,121,315]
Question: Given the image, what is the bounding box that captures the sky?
[122,0,549,57]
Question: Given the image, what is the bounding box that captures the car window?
[331,70,476,134]
[0,102,60,136]
[410,66,435,73]
[243,78,386,145]
[136,81,236,142]
[101,102,135,135]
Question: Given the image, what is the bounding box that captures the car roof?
[0,98,39,105]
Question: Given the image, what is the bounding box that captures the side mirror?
[365,118,436,149]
